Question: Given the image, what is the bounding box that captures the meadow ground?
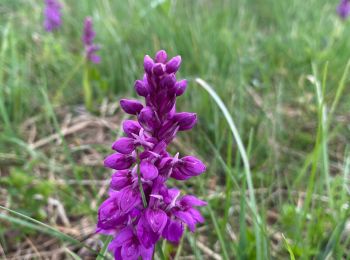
[1,0,350,259]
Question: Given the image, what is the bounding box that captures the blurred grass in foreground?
[1,0,350,259]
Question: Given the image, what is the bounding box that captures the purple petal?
[173,210,196,232]
[180,195,207,207]
[145,208,168,234]
[134,80,149,97]
[140,245,155,260]
[118,187,141,213]
[188,208,205,223]
[155,50,167,63]
[170,168,189,180]
[138,107,159,132]
[162,219,184,243]
[140,160,159,180]
[166,55,181,73]
[104,153,135,170]
[97,197,127,231]
[173,112,197,131]
[120,99,144,115]
[161,74,176,89]
[152,63,165,76]
[175,79,187,96]
[112,137,135,154]
[110,227,133,248]
[173,156,206,179]
[110,170,130,190]
[136,215,160,249]
[122,120,141,137]
[144,55,154,74]
[121,240,140,260]
[157,120,178,141]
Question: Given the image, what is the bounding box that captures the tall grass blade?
[282,234,295,260]
[0,206,101,257]
[195,78,263,259]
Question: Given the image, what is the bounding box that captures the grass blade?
[96,236,113,260]
[0,205,101,257]
[195,78,263,259]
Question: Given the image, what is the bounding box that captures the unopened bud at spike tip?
[166,55,182,73]
[155,50,168,63]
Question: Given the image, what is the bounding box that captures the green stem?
[156,242,166,260]
[136,150,147,208]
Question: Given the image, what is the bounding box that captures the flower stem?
[136,150,147,208]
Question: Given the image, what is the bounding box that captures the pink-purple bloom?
[97,50,206,259]
[82,17,100,64]
[43,0,62,32]
[337,0,350,19]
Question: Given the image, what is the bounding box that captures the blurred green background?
[1,0,350,259]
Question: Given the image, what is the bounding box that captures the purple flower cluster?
[337,0,350,19]
[97,50,206,259]
[43,0,62,32]
[82,17,101,64]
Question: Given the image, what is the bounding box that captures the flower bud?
[152,63,165,76]
[112,137,135,154]
[104,153,135,170]
[180,195,207,207]
[134,80,149,97]
[181,156,206,174]
[171,156,205,180]
[138,107,159,132]
[173,112,197,131]
[120,99,143,115]
[155,50,167,63]
[122,120,141,137]
[110,170,131,190]
[166,55,181,73]
[175,79,187,96]
[144,55,154,74]
[159,95,176,116]
[157,120,178,141]
[162,219,184,243]
[161,74,177,90]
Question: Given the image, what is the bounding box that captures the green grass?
[1,0,350,258]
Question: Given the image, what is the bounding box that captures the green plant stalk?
[83,64,93,111]
[135,150,166,258]
[136,150,148,208]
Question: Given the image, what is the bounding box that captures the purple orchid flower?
[43,0,62,32]
[82,17,101,63]
[97,50,206,259]
[337,0,350,19]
